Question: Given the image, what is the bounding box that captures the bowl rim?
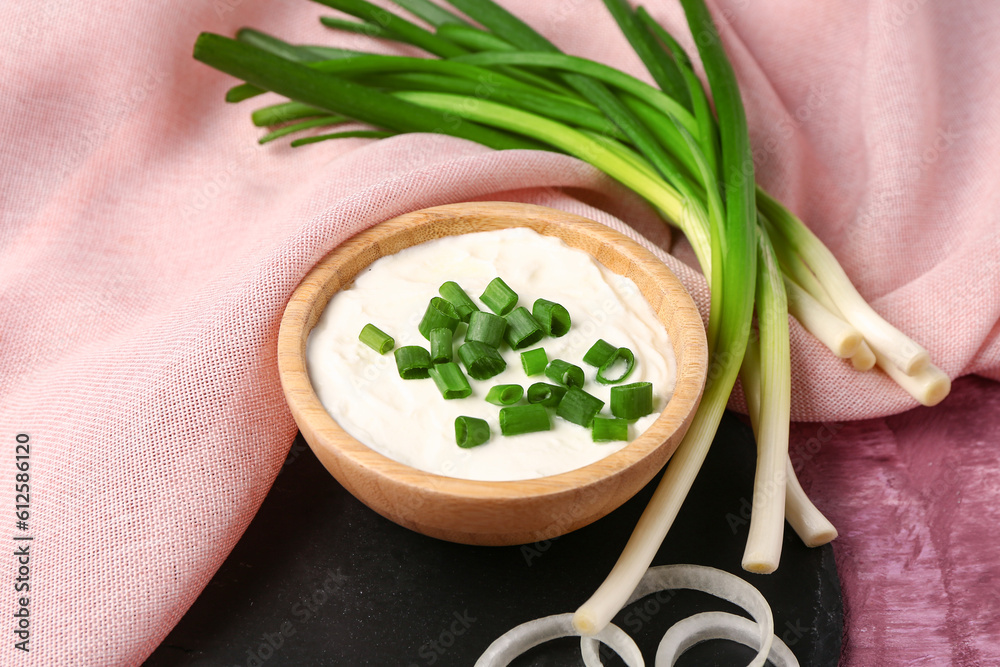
[277,201,708,503]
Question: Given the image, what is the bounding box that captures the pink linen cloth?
[1,0,998,664]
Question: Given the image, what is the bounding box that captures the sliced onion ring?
[655,611,798,667]
[474,613,642,667]
[628,564,775,667]
[478,564,793,667]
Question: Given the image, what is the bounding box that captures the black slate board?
[146,413,842,666]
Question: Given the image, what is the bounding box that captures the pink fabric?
[1,0,998,664]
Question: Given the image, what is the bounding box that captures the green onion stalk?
[193,0,947,637]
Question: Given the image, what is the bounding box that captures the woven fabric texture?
[1,0,998,664]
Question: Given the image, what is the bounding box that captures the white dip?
[307,227,676,482]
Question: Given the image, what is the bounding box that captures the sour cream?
[307,227,676,482]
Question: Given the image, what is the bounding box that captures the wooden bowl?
[277,201,708,546]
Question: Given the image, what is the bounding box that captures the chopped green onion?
[526,382,567,408]
[532,298,571,337]
[520,348,548,376]
[455,416,490,448]
[480,277,518,315]
[393,345,431,379]
[610,382,653,420]
[428,362,472,399]
[485,384,523,406]
[359,323,394,354]
[466,310,506,348]
[429,327,453,364]
[503,307,544,350]
[583,339,617,367]
[439,280,480,322]
[458,341,506,380]
[544,359,585,388]
[418,296,460,339]
[596,347,636,385]
[556,387,605,428]
[592,416,629,442]
[499,404,551,436]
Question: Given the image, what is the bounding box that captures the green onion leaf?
[520,348,548,376]
[610,381,653,419]
[236,27,331,63]
[368,71,623,139]
[485,384,523,406]
[394,345,431,379]
[596,347,636,385]
[289,130,396,147]
[592,416,629,442]
[466,310,506,349]
[319,16,389,38]
[390,0,472,28]
[439,280,480,322]
[359,323,394,354]
[457,341,506,380]
[258,116,346,144]
[503,306,544,350]
[544,359,585,389]
[192,34,541,152]
[575,0,760,633]
[532,298,571,337]
[583,339,617,367]
[418,296,460,339]
[311,0,468,58]
[455,416,491,448]
[499,404,551,436]
[436,24,514,51]
[226,83,264,103]
[428,361,472,399]
[480,277,518,315]
[636,7,720,180]
[252,101,328,127]
[526,382,567,408]
[556,387,605,428]
[450,52,697,137]
[602,0,691,110]
[429,327,454,364]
